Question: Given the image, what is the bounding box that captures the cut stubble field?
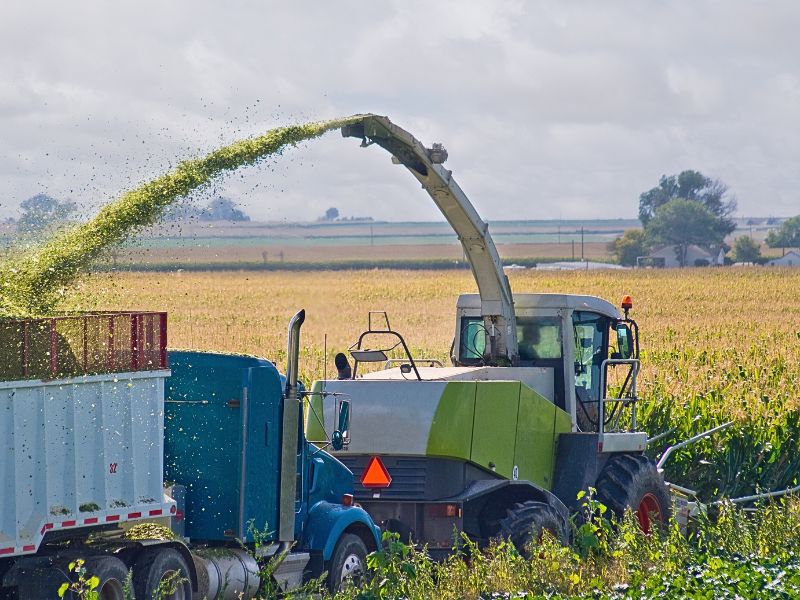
[67,266,800,501]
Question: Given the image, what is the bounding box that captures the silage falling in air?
[0,116,364,317]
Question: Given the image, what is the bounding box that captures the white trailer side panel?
[0,371,174,557]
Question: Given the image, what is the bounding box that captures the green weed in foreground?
[315,498,800,600]
[58,498,800,598]
[0,115,364,317]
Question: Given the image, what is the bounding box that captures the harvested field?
[113,241,613,265]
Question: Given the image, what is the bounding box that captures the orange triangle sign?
[361,456,392,488]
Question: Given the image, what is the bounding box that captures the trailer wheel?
[498,500,569,555]
[132,548,193,600]
[595,453,671,533]
[327,533,367,593]
[81,557,129,600]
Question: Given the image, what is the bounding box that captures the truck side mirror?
[332,399,350,451]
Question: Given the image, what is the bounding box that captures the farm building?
[767,250,800,266]
[641,244,723,268]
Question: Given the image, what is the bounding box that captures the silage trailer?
[0,309,379,599]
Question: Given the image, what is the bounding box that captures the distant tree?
[609,229,648,266]
[645,199,732,267]
[732,235,761,263]
[323,207,339,221]
[203,197,250,221]
[17,194,76,233]
[639,170,736,229]
[765,216,800,249]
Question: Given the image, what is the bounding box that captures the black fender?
[452,479,570,539]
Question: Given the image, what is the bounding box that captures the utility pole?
[571,240,575,260]
[580,227,585,261]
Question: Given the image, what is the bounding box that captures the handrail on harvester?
[341,115,518,365]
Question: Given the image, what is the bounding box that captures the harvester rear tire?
[132,547,193,600]
[498,500,569,555]
[595,453,671,533]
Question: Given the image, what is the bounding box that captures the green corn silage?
[0,116,363,317]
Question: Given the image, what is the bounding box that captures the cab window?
[572,311,610,403]
[459,317,485,362]
[517,317,562,361]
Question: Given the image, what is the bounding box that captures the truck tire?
[595,453,671,533]
[327,533,367,593]
[82,556,130,600]
[132,547,193,600]
[498,500,569,555]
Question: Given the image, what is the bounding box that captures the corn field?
[62,266,800,501]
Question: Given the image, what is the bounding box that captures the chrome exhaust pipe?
[279,309,305,542]
[284,309,305,399]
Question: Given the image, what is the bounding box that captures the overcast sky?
[1,1,798,223]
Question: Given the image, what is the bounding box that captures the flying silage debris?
[0,115,365,317]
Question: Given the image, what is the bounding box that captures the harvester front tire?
[595,453,671,533]
[82,556,129,600]
[132,547,193,600]
[498,500,568,555]
[328,533,368,593]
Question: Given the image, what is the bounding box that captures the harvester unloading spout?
[342,115,518,365]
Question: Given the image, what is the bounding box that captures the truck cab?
[163,309,381,595]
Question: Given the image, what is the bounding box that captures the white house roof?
[767,250,800,266]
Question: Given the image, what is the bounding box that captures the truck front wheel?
[132,548,193,600]
[327,533,367,593]
[595,453,671,533]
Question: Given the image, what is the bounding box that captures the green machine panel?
[470,381,521,478]
[427,382,477,459]
[514,384,559,489]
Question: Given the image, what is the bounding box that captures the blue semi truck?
[0,309,379,598]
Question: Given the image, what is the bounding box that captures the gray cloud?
[1,0,798,223]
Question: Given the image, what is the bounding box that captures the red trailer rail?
[0,311,167,381]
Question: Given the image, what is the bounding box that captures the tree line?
[7,194,250,234]
[611,170,799,266]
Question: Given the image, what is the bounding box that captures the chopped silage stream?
[0,115,363,317]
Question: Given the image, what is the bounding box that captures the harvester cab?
[453,293,642,436]
[303,114,672,554]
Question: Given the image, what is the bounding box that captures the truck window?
[517,317,562,361]
[459,317,486,361]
